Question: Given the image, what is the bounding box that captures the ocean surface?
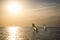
[0,27,60,40]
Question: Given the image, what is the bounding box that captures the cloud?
[29,0,60,3]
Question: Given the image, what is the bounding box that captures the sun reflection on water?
[0,27,33,40]
[7,26,19,40]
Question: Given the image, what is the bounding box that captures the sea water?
[0,27,60,40]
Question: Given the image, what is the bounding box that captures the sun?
[6,2,22,15]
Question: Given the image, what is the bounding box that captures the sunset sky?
[0,0,60,27]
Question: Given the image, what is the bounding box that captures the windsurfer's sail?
[32,24,38,32]
[43,24,47,31]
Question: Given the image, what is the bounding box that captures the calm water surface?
[0,27,60,40]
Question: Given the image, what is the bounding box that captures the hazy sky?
[0,0,60,27]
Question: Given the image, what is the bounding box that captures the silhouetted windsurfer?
[32,24,38,32]
[43,24,47,31]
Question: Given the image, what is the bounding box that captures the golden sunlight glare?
[7,27,19,40]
